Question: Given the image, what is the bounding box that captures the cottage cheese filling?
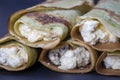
[104,54,120,69]
[79,20,118,45]
[0,46,28,68]
[48,45,90,70]
[19,24,64,42]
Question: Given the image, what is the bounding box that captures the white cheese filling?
[79,20,118,45]
[104,55,120,69]
[0,46,28,68]
[19,24,63,42]
[48,45,70,65]
[48,46,90,70]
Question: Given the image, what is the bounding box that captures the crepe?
[39,39,97,73]
[71,0,120,52]
[96,51,120,76]
[0,34,38,71]
[9,0,93,49]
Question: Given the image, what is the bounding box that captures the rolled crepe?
[0,35,38,71]
[9,0,93,49]
[71,0,120,52]
[96,51,120,76]
[39,39,97,73]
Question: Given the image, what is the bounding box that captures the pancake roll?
[96,51,120,76]
[9,0,93,49]
[71,0,120,52]
[39,39,97,73]
[0,35,38,71]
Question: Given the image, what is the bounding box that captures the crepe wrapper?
[0,34,38,71]
[96,51,120,76]
[8,0,93,49]
[39,39,97,73]
[71,0,120,52]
